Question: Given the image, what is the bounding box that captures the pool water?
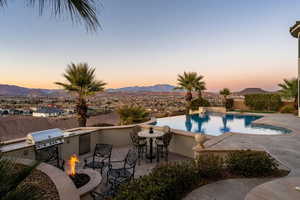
[155,113,291,136]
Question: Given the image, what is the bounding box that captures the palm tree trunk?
[185,91,192,114]
[223,95,227,106]
[198,91,202,99]
[76,98,88,127]
[185,91,192,102]
[294,94,298,110]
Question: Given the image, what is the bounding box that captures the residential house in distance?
[32,107,63,117]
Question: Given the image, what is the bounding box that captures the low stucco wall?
[1,142,36,160]
[168,132,196,158]
[233,99,250,110]
[97,127,132,147]
[205,106,226,113]
[190,107,226,114]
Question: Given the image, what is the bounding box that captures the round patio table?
[138,130,165,163]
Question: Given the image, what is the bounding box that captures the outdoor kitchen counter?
[0,128,101,153]
[0,140,33,153]
[0,118,156,154]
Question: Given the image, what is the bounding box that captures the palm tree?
[219,88,231,99]
[175,72,202,114]
[219,88,230,105]
[194,75,206,99]
[0,141,40,200]
[278,78,298,109]
[0,0,100,31]
[117,105,149,125]
[55,63,106,127]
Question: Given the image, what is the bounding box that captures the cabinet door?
[79,134,91,155]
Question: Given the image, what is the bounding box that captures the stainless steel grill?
[27,128,64,149]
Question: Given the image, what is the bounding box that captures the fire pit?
[66,154,102,197]
[67,154,90,188]
[69,173,90,188]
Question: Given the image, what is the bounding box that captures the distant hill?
[0,84,181,96]
[0,84,63,97]
[0,84,273,97]
[235,88,270,95]
[107,84,180,93]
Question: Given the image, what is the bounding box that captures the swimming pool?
[155,113,291,136]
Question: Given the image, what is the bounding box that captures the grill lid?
[27,128,64,149]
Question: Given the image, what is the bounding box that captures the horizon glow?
[0,0,299,92]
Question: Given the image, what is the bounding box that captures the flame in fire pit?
[68,154,79,176]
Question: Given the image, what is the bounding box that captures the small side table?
[138,130,165,163]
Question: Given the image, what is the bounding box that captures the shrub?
[115,154,223,200]
[226,150,279,177]
[245,94,282,111]
[195,154,224,178]
[114,161,200,200]
[225,99,234,110]
[115,151,285,200]
[279,105,295,113]
[117,105,150,125]
[190,98,210,110]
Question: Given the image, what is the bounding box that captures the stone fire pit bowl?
[76,168,102,198]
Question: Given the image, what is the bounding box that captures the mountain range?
[0,84,272,96]
[106,84,178,92]
[0,84,63,97]
[234,88,270,95]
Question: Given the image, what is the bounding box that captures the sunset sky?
[0,0,299,91]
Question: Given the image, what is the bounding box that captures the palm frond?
[0,0,6,7]
[54,82,79,92]
[2,0,101,31]
[278,78,297,99]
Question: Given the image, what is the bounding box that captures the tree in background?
[117,105,149,125]
[0,141,40,200]
[194,75,206,99]
[175,72,202,114]
[219,88,231,110]
[278,78,298,109]
[219,88,231,100]
[55,63,106,127]
[0,0,101,31]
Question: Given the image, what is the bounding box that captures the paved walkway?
[184,114,300,200]
[184,178,273,200]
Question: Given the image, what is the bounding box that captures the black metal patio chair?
[156,126,171,141]
[106,148,138,186]
[130,126,147,165]
[84,143,113,174]
[155,126,173,162]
